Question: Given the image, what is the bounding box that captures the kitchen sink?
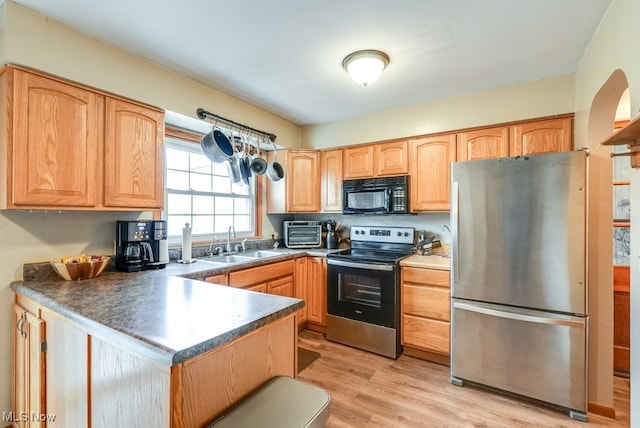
[200,255,256,264]
[242,250,283,258]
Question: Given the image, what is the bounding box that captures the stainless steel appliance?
[116,220,168,272]
[342,175,408,215]
[327,225,414,358]
[284,220,322,248]
[450,151,588,421]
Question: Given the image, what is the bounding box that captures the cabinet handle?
[16,312,27,338]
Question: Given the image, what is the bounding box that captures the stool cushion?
[207,376,330,428]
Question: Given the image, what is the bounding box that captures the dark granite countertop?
[9,250,341,367]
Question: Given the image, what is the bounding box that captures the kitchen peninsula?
[11,259,304,428]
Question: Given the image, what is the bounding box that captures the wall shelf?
[603,115,640,167]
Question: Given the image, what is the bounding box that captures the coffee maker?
[115,220,168,272]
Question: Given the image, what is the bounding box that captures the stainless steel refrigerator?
[450,151,588,421]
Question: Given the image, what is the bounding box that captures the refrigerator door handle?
[453,301,586,328]
[451,181,459,286]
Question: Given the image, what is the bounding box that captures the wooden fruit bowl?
[51,256,110,281]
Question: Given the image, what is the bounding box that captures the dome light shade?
[342,50,390,87]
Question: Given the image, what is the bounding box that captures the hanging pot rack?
[196,107,277,143]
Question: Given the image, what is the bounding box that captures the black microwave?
[342,175,409,215]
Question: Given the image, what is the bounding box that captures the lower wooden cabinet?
[401,267,451,363]
[205,257,326,331]
[204,274,228,286]
[12,302,46,428]
[295,257,309,325]
[13,295,296,428]
[293,256,327,330]
[306,257,327,328]
[613,265,630,375]
[228,260,295,296]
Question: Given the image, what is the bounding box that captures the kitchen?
[0,0,637,427]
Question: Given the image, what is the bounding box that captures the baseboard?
[588,401,616,419]
[403,346,450,366]
[305,322,326,335]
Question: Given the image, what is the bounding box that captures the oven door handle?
[327,259,394,272]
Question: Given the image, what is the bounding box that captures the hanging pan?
[201,124,234,163]
[267,142,285,181]
[250,136,268,175]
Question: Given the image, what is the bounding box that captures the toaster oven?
[284,221,322,248]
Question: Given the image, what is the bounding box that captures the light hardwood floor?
[297,330,630,428]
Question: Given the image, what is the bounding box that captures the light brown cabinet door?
[295,257,308,324]
[307,257,327,325]
[11,69,100,207]
[457,126,509,161]
[343,145,374,178]
[13,303,46,428]
[375,140,408,176]
[205,274,228,286]
[321,149,343,212]
[402,315,450,354]
[510,117,572,156]
[401,267,451,357]
[409,134,456,211]
[286,150,320,212]
[268,275,295,297]
[104,97,164,209]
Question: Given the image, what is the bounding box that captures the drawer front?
[402,267,449,287]
[205,274,228,286]
[402,315,450,354]
[229,260,295,288]
[402,284,450,321]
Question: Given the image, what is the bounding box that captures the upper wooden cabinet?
[457,126,509,161]
[409,134,456,212]
[320,149,343,212]
[343,140,408,179]
[7,68,101,208]
[510,117,573,156]
[343,145,374,178]
[0,65,164,210]
[104,97,164,208]
[457,117,572,161]
[267,149,320,213]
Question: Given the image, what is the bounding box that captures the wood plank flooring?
[297,330,631,428]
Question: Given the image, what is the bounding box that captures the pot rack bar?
[196,108,277,143]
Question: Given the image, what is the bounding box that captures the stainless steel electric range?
[326,225,415,359]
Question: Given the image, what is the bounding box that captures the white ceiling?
[13,0,612,126]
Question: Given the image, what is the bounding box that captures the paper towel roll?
[182,223,192,262]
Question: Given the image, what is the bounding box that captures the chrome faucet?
[227,226,236,253]
[241,238,248,252]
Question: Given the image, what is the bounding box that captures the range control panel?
[350,226,414,244]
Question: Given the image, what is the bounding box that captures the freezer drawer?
[451,300,587,414]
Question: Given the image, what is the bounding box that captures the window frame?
[163,127,263,244]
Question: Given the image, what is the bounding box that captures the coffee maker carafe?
[116,221,168,272]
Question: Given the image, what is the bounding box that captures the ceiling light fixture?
[342,50,390,87]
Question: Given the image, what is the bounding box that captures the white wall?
[574,0,640,421]
[302,75,575,149]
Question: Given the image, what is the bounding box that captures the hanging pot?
[266,142,285,181]
[250,137,268,175]
[201,127,233,163]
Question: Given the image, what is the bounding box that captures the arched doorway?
[586,68,630,410]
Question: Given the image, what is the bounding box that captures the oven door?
[327,259,399,328]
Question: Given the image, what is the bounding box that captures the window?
[164,137,255,240]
